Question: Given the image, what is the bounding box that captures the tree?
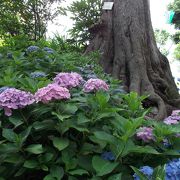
[154,29,170,56]
[67,0,102,46]
[168,0,180,60]
[0,0,63,40]
[85,0,180,120]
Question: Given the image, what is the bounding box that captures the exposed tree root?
[85,0,180,120]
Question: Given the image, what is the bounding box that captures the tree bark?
[85,0,180,120]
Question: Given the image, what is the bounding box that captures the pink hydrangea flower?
[53,72,83,89]
[0,88,34,116]
[34,83,70,103]
[83,78,109,93]
[136,127,154,142]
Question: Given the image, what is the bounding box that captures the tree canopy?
[0,0,63,40]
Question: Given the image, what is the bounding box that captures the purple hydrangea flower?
[0,88,34,116]
[166,158,180,180]
[171,110,180,116]
[26,46,40,53]
[30,72,46,79]
[164,110,180,125]
[34,83,70,103]
[83,78,109,93]
[53,72,83,89]
[164,117,179,125]
[101,151,115,161]
[43,47,54,54]
[136,127,154,142]
[133,166,153,180]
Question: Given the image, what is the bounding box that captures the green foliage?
[154,29,170,56]
[67,0,102,46]
[0,39,179,179]
[0,87,179,179]
[168,0,180,48]
[168,0,180,28]
[0,0,63,41]
[174,42,180,60]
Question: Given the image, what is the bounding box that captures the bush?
[0,42,179,179]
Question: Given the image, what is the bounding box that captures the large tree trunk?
[85,0,180,120]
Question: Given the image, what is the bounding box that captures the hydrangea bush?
[0,42,179,179]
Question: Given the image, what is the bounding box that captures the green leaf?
[52,137,69,151]
[152,165,165,180]
[164,150,180,156]
[69,169,89,175]
[131,166,149,180]
[4,154,24,164]
[33,120,55,131]
[0,143,19,153]
[92,156,119,176]
[41,165,49,171]
[25,144,44,154]
[130,145,160,155]
[14,168,26,177]
[52,112,72,122]
[93,131,116,144]
[77,113,90,124]
[108,173,122,180]
[43,175,56,180]
[2,128,16,142]
[70,125,89,133]
[9,117,23,128]
[50,166,64,180]
[20,126,32,144]
[24,160,38,169]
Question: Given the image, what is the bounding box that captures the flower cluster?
[136,127,154,142]
[0,88,34,116]
[43,47,54,54]
[26,46,40,53]
[101,151,115,161]
[133,166,153,180]
[166,158,180,179]
[0,71,109,116]
[83,78,109,93]
[53,72,83,89]
[164,110,180,125]
[34,83,70,103]
[30,72,46,79]
[134,159,180,180]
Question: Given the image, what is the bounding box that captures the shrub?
[0,40,179,179]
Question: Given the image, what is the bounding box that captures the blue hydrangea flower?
[133,166,153,180]
[166,158,180,180]
[30,72,46,79]
[86,74,97,79]
[0,87,10,94]
[163,139,171,148]
[43,47,54,54]
[26,46,40,53]
[7,53,13,59]
[101,151,115,161]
